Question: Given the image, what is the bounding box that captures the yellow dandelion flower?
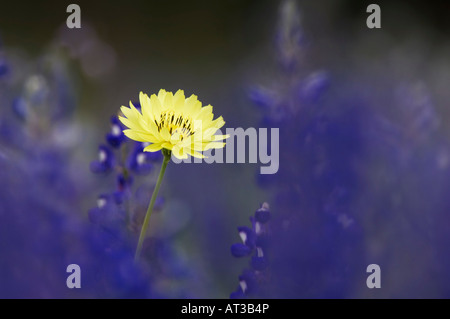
[119,89,228,160]
[121,89,228,262]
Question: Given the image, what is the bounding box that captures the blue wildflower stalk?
[230,203,271,298]
[241,0,366,298]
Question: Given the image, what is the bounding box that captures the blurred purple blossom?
[230,203,271,298]
[241,0,450,298]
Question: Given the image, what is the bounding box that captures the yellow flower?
[119,89,228,159]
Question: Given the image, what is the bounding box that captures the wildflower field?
[1,0,449,299]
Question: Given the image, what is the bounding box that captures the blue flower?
[254,204,271,224]
[230,203,271,298]
[127,142,154,175]
[90,144,115,173]
[230,269,259,299]
[106,116,126,148]
[230,243,252,257]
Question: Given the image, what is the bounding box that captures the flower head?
[119,89,228,159]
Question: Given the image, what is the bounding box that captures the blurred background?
[1,0,450,298]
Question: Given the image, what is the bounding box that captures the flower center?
[154,110,194,140]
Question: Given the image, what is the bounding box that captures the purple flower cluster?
[89,114,164,235]
[236,0,450,298]
[232,0,369,298]
[230,203,271,298]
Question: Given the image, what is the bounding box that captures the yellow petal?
[161,142,173,150]
[120,105,138,122]
[157,89,167,103]
[203,127,220,139]
[119,115,147,133]
[123,129,145,142]
[129,101,143,118]
[187,148,206,159]
[172,145,188,159]
[190,130,204,143]
[170,131,182,144]
[127,101,150,129]
[144,143,163,152]
[150,94,163,120]
[184,94,201,115]
[140,92,154,123]
[201,142,226,151]
[173,89,185,113]
[204,116,225,130]
[163,91,174,110]
[193,104,213,123]
[159,127,171,141]
[212,134,230,141]
[147,120,160,138]
[177,135,193,148]
[123,129,156,143]
[118,115,134,129]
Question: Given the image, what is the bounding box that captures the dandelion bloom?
[119,89,228,159]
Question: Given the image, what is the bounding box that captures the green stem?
[134,149,171,262]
